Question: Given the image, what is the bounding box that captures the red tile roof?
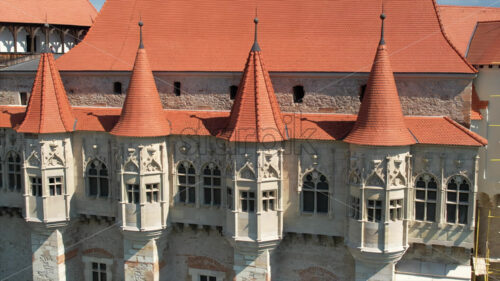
[438,5,500,56]
[0,0,97,26]
[467,20,500,65]
[344,17,416,147]
[110,36,171,137]
[16,53,75,134]
[0,106,487,146]
[471,85,489,120]
[219,21,286,143]
[57,0,474,73]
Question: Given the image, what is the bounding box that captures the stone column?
[232,240,278,281]
[122,230,164,281]
[30,222,68,281]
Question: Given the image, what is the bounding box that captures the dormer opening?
[293,85,304,103]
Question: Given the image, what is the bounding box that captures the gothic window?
[414,174,437,222]
[262,191,276,211]
[350,196,360,220]
[367,200,382,222]
[48,177,63,196]
[146,183,159,203]
[226,187,233,210]
[229,85,238,100]
[87,161,109,198]
[240,191,255,212]
[30,176,42,196]
[293,85,305,103]
[177,163,196,204]
[389,199,403,221]
[302,172,329,214]
[7,151,22,192]
[202,164,221,206]
[446,176,470,224]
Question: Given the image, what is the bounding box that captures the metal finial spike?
[138,21,144,49]
[251,17,261,51]
[379,1,386,45]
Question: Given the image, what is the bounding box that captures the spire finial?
[380,2,386,45]
[251,12,261,52]
[138,20,144,49]
[44,14,50,53]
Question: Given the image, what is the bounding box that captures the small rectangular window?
[350,196,360,220]
[48,177,63,196]
[389,199,403,221]
[262,191,276,211]
[174,81,181,96]
[91,262,107,281]
[127,184,140,204]
[146,183,159,203]
[293,85,304,103]
[20,92,28,105]
[200,275,217,281]
[30,177,42,196]
[229,85,238,100]
[367,200,382,222]
[240,191,255,212]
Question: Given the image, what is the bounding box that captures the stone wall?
[0,72,472,123]
[0,215,32,281]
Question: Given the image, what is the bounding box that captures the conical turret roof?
[219,18,286,143]
[344,13,416,146]
[111,22,170,137]
[17,53,75,134]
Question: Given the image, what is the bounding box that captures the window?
[389,199,403,221]
[19,92,27,105]
[227,187,233,209]
[88,161,109,198]
[200,276,216,281]
[31,177,42,196]
[7,152,22,192]
[127,184,140,204]
[415,174,437,222]
[48,177,63,196]
[203,165,221,206]
[446,176,470,224]
[91,262,107,281]
[293,85,305,103]
[350,196,360,220]
[302,172,329,213]
[359,84,367,102]
[178,163,196,204]
[229,85,238,100]
[26,35,33,52]
[113,82,122,94]
[146,183,159,203]
[174,81,181,96]
[240,191,255,212]
[367,200,382,222]
[262,191,276,211]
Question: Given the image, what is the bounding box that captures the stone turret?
[344,12,414,281]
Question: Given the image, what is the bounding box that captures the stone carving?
[239,163,256,180]
[366,159,384,186]
[390,159,406,187]
[349,157,362,185]
[27,150,41,167]
[44,143,64,167]
[143,146,162,172]
[125,161,139,173]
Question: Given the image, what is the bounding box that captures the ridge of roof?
[433,0,477,73]
[443,116,487,145]
[110,25,170,137]
[218,19,286,143]
[16,53,75,134]
[344,14,416,146]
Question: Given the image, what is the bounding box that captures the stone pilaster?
[122,230,165,281]
[30,222,68,281]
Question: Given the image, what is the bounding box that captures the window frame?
[389,199,403,221]
[30,176,42,197]
[126,184,140,204]
[366,199,382,222]
[145,183,160,203]
[177,162,196,204]
[414,174,438,222]
[262,190,276,212]
[202,164,222,207]
[82,256,113,281]
[48,176,63,196]
[188,267,225,281]
[350,196,360,220]
[445,175,471,225]
[87,160,110,199]
[240,191,255,213]
[7,151,22,192]
[301,172,330,215]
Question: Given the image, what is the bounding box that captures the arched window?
[293,85,305,103]
[177,163,196,204]
[7,152,22,192]
[202,164,221,206]
[415,174,438,222]
[302,172,329,213]
[113,82,122,94]
[446,176,470,224]
[87,160,109,198]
